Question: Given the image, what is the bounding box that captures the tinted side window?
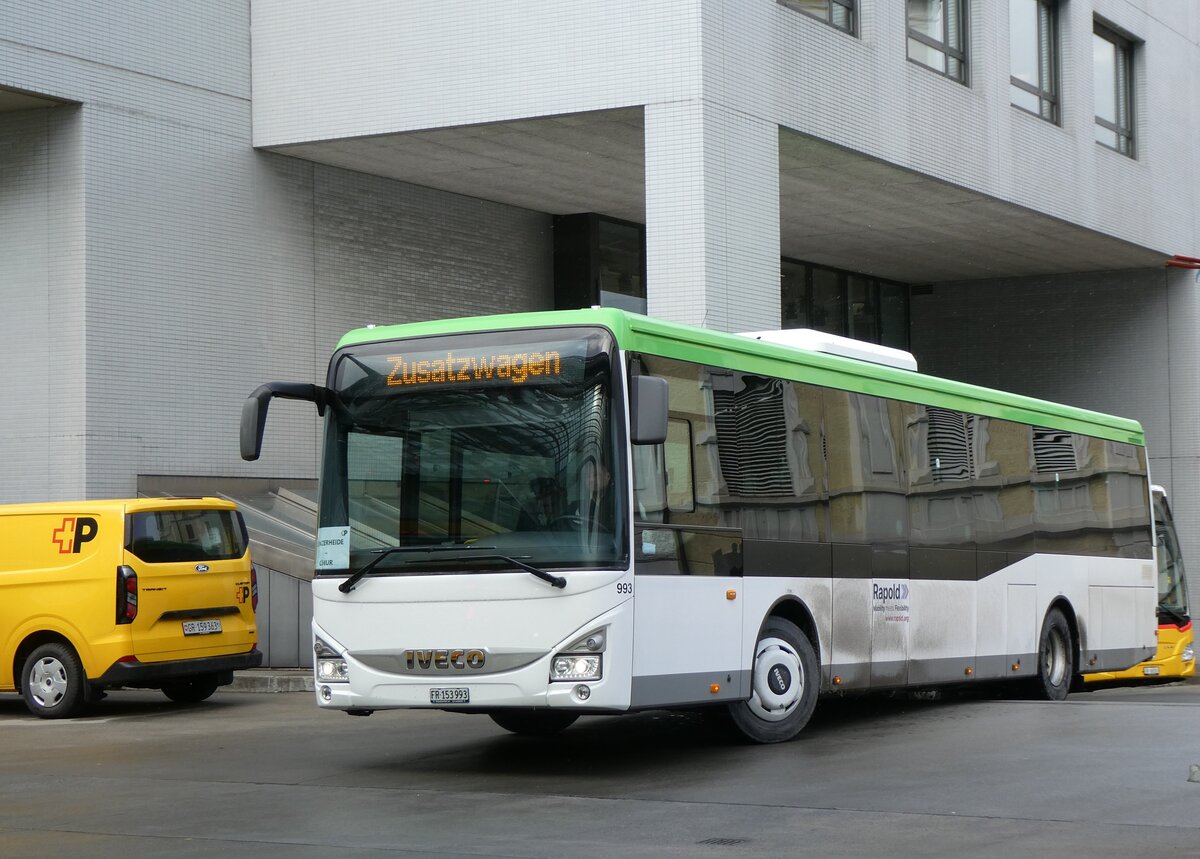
[826,391,905,545]
[632,355,827,543]
[126,510,248,562]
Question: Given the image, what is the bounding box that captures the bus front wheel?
[1032,608,1075,701]
[162,673,222,704]
[489,709,579,737]
[728,617,818,744]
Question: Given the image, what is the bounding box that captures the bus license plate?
[430,687,469,704]
[182,619,222,636]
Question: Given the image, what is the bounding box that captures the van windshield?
[126,509,249,563]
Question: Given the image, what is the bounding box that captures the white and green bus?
[241,308,1157,742]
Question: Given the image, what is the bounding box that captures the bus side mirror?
[629,376,668,445]
[240,382,329,461]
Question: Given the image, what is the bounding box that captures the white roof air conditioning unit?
[739,329,918,372]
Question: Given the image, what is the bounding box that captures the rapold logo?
[872,583,909,601]
[872,581,911,623]
[52,517,99,555]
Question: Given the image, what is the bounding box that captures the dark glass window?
[1010,0,1059,123]
[631,355,1151,575]
[1093,21,1135,157]
[781,258,910,349]
[778,0,855,35]
[631,355,828,547]
[907,0,967,84]
[597,218,645,313]
[826,391,907,545]
[553,214,646,313]
[126,509,248,563]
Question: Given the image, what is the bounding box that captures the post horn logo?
[52,517,99,555]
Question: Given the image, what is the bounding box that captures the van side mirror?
[629,376,668,445]
[240,383,329,461]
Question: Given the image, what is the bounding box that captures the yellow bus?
[0,497,263,718]
[1085,486,1193,683]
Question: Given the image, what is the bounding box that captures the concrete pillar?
[643,99,780,333]
[1164,266,1200,604]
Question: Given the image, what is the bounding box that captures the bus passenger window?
[666,419,695,513]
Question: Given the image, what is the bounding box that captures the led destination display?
[385,350,564,387]
[333,329,608,396]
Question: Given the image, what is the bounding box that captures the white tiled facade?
[2,0,1200,590]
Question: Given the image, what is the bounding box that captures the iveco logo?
[405,649,486,670]
[195,564,210,573]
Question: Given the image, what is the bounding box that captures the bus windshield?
[315,327,627,576]
[1153,491,1189,620]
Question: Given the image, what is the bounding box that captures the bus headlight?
[551,654,602,682]
[549,626,607,682]
[317,659,350,682]
[315,635,349,682]
[1183,645,1194,662]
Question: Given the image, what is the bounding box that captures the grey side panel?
[825,663,871,690]
[630,670,751,708]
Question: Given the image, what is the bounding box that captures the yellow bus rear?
[1085,486,1193,683]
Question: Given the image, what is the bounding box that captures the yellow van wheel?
[22,643,87,719]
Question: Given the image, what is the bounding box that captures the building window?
[553,214,646,313]
[781,259,909,349]
[1093,22,1135,157]
[778,0,855,35]
[907,0,967,83]
[1010,0,1059,123]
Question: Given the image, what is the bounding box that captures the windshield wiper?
[1158,603,1189,625]
[467,554,567,590]
[337,545,566,593]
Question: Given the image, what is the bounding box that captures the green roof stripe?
[336,308,1145,446]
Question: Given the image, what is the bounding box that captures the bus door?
[632,523,744,706]
[629,427,744,707]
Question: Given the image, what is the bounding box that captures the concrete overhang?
[0,86,73,112]
[264,107,1168,285]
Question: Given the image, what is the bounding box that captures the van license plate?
[430,687,469,704]
[182,620,222,636]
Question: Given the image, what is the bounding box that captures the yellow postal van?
[0,497,262,717]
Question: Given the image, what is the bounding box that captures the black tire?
[488,709,579,736]
[728,617,819,744]
[1032,608,1075,701]
[22,642,87,719]
[162,673,222,704]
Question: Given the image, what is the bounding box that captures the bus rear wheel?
[489,709,579,736]
[1032,608,1075,701]
[728,617,818,744]
[22,642,87,719]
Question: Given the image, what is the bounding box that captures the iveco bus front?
[241,318,666,735]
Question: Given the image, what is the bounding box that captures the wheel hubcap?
[30,657,68,708]
[748,637,803,722]
[1044,628,1068,687]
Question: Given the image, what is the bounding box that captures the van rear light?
[250,565,259,612]
[116,565,138,624]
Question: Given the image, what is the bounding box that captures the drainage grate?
[697,838,749,847]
